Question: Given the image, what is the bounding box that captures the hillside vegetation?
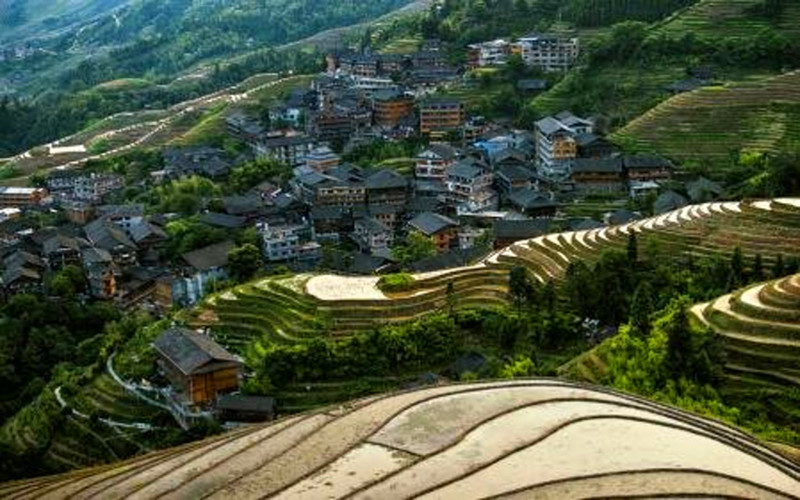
[187,199,800,412]
[0,0,418,157]
[693,265,800,434]
[525,0,800,128]
[613,70,800,171]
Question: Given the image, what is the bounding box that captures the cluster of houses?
[0,37,726,312]
[467,33,580,72]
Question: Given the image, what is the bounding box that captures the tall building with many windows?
[419,98,465,138]
[512,34,580,72]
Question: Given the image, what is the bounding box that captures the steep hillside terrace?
[190,198,800,352]
[693,271,800,391]
[612,70,800,171]
[2,380,798,499]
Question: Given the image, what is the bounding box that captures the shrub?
[377,273,416,293]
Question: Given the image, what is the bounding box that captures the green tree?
[773,253,785,278]
[509,266,532,312]
[446,281,456,316]
[227,244,264,282]
[728,246,744,291]
[752,253,764,282]
[662,298,692,377]
[392,230,437,265]
[499,355,536,379]
[627,232,638,264]
[630,281,654,337]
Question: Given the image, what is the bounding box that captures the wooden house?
[153,328,242,405]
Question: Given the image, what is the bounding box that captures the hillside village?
[0,35,722,311]
[2,0,800,483]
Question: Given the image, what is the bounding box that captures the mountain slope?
[3,380,798,499]
[0,0,132,43]
[612,70,800,169]
[526,0,800,133]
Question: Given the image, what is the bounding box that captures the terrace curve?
[2,380,798,499]
[192,198,800,347]
[693,271,800,390]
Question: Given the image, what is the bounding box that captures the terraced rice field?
[3,380,798,499]
[612,70,800,168]
[652,0,773,39]
[195,198,800,353]
[1,374,173,475]
[693,270,800,391]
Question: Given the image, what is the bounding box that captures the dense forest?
[0,0,413,156]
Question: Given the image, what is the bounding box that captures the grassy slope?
[607,0,800,170]
[0,0,131,42]
[530,0,800,151]
[612,70,800,171]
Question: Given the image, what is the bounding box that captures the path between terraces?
[53,386,154,431]
[2,73,294,177]
[106,354,212,430]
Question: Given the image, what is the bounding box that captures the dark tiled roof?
[366,169,409,190]
[569,218,604,231]
[497,164,535,182]
[448,160,485,179]
[572,158,623,174]
[507,189,558,210]
[84,220,136,251]
[215,394,275,414]
[406,248,485,273]
[349,253,390,274]
[356,217,390,234]
[493,219,551,240]
[129,221,167,244]
[535,117,567,136]
[574,133,603,148]
[408,212,457,235]
[407,196,441,214]
[2,266,40,286]
[493,148,527,165]
[421,143,458,161]
[223,195,263,216]
[686,177,723,202]
[153,327,240,376]
[623,155,674,170]
[606,209,640,225]
[654,191,689,214]
[200,213,248,229]
[4,250,44,269]
[182,240,235,271]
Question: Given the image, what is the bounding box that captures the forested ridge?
[0,0,413,157]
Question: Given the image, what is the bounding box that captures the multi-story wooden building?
[467,39,511,68]
[570,158,626,193]
[535,112,593,180]
[253,134,316,167]
[419,98,465,138]
[372,90,415,126]
[153,328,242,406]
[408,212,459,253]
[624,155,674,182]
[366,169,409,207]
[415,144,458,181]
[0,187,47,208]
